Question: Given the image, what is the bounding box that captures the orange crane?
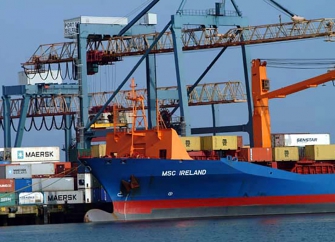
[252,59,335,147]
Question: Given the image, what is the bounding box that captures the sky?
[0,0,335,159]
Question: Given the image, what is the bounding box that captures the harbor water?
[1,213,335,242]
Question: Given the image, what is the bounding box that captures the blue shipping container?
[15,179,32,193]
[100,187,112,202]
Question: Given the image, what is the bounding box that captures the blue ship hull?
[81,157,335,221]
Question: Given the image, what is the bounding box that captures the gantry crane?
[252,59,335,147]
[6,1,335,157]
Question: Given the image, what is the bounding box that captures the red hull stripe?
[114,194,335,214]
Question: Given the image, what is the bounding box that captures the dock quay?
[0,146,113,226]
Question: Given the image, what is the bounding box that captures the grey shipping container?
[32,177,74,192]
[31,163,55,176]
[6,165,32,179]
[0,166,5,179]
[44,190,84,204]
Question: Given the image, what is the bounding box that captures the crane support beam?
[0,81,245,119]
[259,69,335,99]
[252,59,335,148]
[22,18,335,70]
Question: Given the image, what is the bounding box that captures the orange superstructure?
[104,78,192,160]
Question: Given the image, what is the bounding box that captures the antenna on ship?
[126,78,148,156]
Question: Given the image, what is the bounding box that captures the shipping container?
[6,164,32,179]
[44,190,84,204]
[305,144,335,161]
[271,134,330,147]
[0,166,5,179]
[239,147,272,162]
[91,144,106,157]
[15,179,32,193]
[298,147,306,160]
[9,147,60,162]
[0,179,15,193]
[82,187,111,203]
[31,163,55,176]
[54,162,72,176]
[64,16,128,39]
[77,173,101,189]
[201,136,243,150]
[272,147,299,161]
[32,177,74,192]
[142,13,157,25]
[19,192,43,205]
[180,137,201,151]
[18,70,62,85]
[0,193,17,206]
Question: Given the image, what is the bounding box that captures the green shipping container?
[201,136,242,150]
[305,144,335,161]
[272,147,299,161]
[0,193,17,206]
[180,137,201,151]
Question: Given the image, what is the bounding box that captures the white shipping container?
[6,165,32,179]
[9,147,60,162]
[44,190,84,204]
[143,13,157,25]
[77,173,100,189]
[18,71,62,85]
[31,163,55,176]
[19,192,44,205]
[271,134,330,147]
[64,16,128,39]
[32,177,74,192]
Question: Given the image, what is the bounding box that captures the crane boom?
[22,18,335,71]
[252,59,335,148]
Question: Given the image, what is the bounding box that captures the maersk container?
[0,179,15,193]
[64,16,128,39]
[9,147,60,162]
[15,179,32,193]
[31,163,55,176]
[201,136,243,151]
[6,165,32,179]
[77,173,101,189]
[32,177,74,192]
[19,192,43,205]
[305,144,335,161]
[180,136,201,151]
[271,134,330,147]
[0,193,17,206]
[272,147,299,161]
[18,70,62,85]
[44,190,84,205]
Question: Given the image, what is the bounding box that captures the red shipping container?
[0,179,15,192]
[239,147,272,162]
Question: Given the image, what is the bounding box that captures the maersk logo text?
[17,151,24,159]
[17,151,54,159]
[48,195,77,201]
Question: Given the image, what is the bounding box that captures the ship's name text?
[162,170,207,176]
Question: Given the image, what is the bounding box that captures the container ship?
[79,77,335,222]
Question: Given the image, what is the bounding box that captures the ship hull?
[80,157,335,221]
